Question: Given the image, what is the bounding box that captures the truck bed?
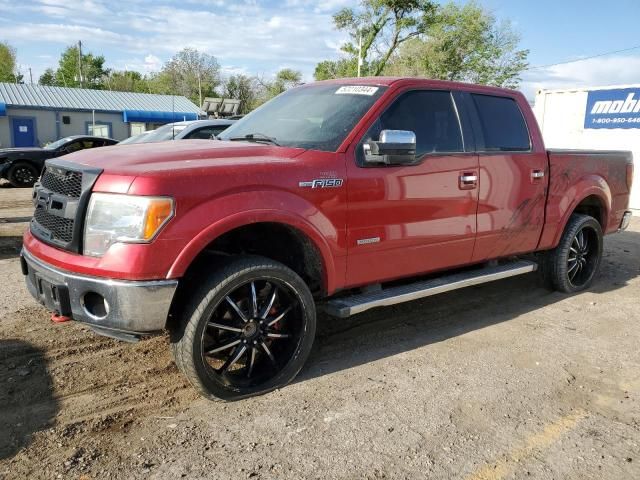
[539,149,633,249]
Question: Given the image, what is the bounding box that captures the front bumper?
[21,248,178,335]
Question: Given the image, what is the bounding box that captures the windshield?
[142,124,188,143]
[44,137,73,150]
[218,84,387,151]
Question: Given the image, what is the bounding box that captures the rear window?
[471,94,530,151]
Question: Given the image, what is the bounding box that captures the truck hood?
[61,140,307,175]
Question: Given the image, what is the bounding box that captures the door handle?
[531,170,545,179]
[459,173,478,190]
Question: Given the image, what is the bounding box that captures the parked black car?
[0,135,117,187]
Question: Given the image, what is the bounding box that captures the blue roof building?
[0,83,202,147]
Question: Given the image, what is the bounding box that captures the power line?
[525,45,640,71]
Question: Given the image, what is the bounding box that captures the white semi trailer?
[534,84,640,210]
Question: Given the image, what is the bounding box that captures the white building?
[534,84,640,210]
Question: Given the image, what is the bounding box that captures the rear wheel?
[541,214,603,293]
[7,162,39,187]
[171,256,316,401]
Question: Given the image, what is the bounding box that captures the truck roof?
[312,76,521,97]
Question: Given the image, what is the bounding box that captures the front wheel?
[541,214,603,293]
[171,256,316,401]
[7,162,39,187]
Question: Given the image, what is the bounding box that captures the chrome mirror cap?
[379,129,416,145]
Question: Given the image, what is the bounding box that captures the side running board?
[324,260,538,318]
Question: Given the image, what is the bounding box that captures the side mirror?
[363,129,417,166]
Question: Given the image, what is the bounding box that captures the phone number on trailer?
[590,117,640,124]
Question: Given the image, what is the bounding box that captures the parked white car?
[119,120,236,145]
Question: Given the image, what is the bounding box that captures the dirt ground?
[0,183,639,480]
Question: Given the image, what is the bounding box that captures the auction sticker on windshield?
[335,86,379,96]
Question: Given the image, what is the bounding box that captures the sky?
[1,0,639,99]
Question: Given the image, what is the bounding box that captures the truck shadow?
[0,236,23,260]
[0,339,59,460]
[299,229,640,384]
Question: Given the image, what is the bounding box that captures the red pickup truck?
[21,78,634,400]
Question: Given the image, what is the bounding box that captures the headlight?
[83,193,174,257]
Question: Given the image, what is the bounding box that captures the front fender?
[165,190,343,294]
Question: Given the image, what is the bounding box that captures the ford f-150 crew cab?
[21,78,634,400]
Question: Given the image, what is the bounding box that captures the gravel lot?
[1,183,639,479]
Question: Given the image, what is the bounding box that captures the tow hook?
[51,313,71,323]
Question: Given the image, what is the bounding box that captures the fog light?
[82,292,109,319]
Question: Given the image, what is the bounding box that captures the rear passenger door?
[345,89,479,287]
[465,93,548,262]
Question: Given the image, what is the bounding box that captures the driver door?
[345,89,479,287]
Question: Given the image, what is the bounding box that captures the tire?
[7,162,39,187]
[171,256,316,401]
[540,214,603,293]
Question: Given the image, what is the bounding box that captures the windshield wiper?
[228,133,280,146]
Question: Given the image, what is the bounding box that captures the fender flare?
[167,209,339,294]
[547,176,611,248]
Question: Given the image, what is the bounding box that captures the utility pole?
[357,31,363,77]
[197,69,203,108]
[29,67,33,84]
[78,40,84,88]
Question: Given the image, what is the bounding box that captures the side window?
[471,94,530,151]
[81,140,96,149]
[211,126,229,137]
[364,90,464,158]
[185,127,216,140]
[64,141,83,154]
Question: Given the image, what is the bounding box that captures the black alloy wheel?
[541,214,603,293]
[202,278,304,387]
[171,256,316,401]
[8,162,39,187]
[566,225,599,288]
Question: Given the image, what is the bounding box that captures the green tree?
[315,0,437,79]
[222,74,258,114]
[39,68,56,86]
[152,48,221,105]
[39,45,107,88]
[0,41,22,83]
[386,1,529,88]
[103,70,150,92]
[314,58,358,81]
[266,68,301,97]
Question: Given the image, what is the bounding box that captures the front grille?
[31,162,101,252]
[33,207,74,243]
[40,167,83,198]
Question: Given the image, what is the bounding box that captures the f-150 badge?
[299,178,344,189]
